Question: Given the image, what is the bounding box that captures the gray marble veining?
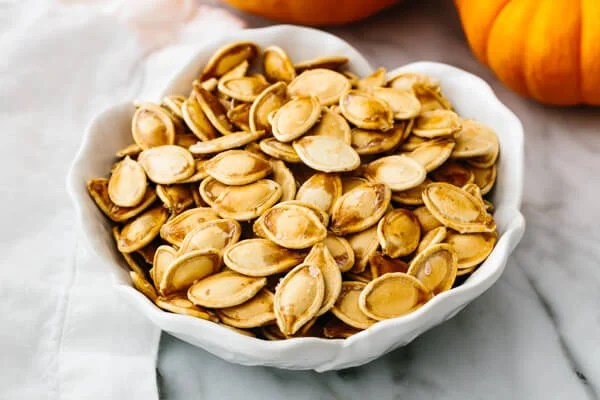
[158,0,600,399]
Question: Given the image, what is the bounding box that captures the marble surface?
[156,1,600,399]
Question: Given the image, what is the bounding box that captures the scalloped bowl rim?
[66,25,525,371]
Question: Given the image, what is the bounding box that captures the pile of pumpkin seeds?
[87,41,499,339]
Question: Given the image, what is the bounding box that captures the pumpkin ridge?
[481,0,512,65]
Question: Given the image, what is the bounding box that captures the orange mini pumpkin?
[222,0,399,26]
[455,0,600,106]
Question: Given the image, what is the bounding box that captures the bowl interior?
[67,25,525,370]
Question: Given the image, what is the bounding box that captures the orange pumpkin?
[455,0,600,106]
[222,0,400,26]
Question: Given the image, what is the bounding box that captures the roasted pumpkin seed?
[224,238,305,277]
[189,130,265,155]
[263,46,296,83]
[294,56,348,72]
[108,156,147,207]
[258,203,327,249]
[405,137,455,172]
[359,273,431,320]
[200,41,259,81]
[330,183,391,235]
[304,243,342,316]
[272,96,321,142]
[274,263,325,336]
[372,87,421,119]
[156,184,194,214]
[346,225,380,273]
[178,219,241,255]
[155,295,217,320]
[188,270,266,308]
[117,206,169,253]
[339,90,394,131]
[288,68,350,106]
[181,97,217,141]
[363,154,426,191]
[138,145,195,184]
[407,244,457,295]
[217,289,275,328]
[259,138,301,163]
[293,136,360,173]
[331,281,376,329]
[377,209,421,258]
[445,230,496,269]
[295,172,341,214]
[416,226,447,254]
[131,103,176,149]
[413,110,461,138]
[306,107,352,144]
[205,150,271,186]
[159,248,220,295]
[249,81,287,132]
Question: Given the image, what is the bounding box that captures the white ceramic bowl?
[67,25,525,371]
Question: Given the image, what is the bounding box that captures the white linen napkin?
[0,1,244,398]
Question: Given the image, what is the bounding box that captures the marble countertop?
[157,1,600,399]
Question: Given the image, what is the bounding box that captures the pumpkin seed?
[273,263,325,336]
[368,252,409,279]
[223,238,305,276]
[377,208,421,258]
[470,164,497,195]
[155,295,217,320]
[263,46,296,83]
[323,317,361,338]
[156,184,194,214]
[212,179,282,220]
[295,172,341,214]
[294,56,348,72]
[422,182,495,233]
[116,143,142,158]
[271,96,321,142]
[324,233,355,272]
[391,178,431,206]
[218,76,270,102]
[200,41,259,81]
[270,159,296,202]
[293,136,360,172]
[400,133,429,152]
[413,110,461,138]
[363,154,426,191]
[416,226,447,254]
[178,218,241,255]
[188,270,266,308]
[131,103,175,150]
[108,156,147,207]
[138,145,195,184]
[330,183,391,235]
[466,151,498,169]
[162,95,186,118]
[189,130,265,155]
[341,176,369,194]
[451,119,496,158]
[350,122,408,155]
[416,86,453,113]
[205,149,271,185]
[372,87,421,119]
[288,69,350,106]
[356,67,386,90]
[257,203,327,249]
[430,160,474,187]
[87,178,156,222]
[217,289,275,328]
[152,245,178,289]
[227,103,251,131]
[181,97,217,142]
[359,272,431,320]
[265,200,329,227]
[445,230,496,269]
[117,206,168,253]
[126,271,156,303]
[413,206,443,233]
[304,243,342,315]
[339,90,394,131]
[249,81,287,133]
[387,72,441,92]
[346,225,380,273]
[405,137,455,172]
[259,138,301,163]
[306,107,352,144]
[175,159,209,184]
[331,281,376,329]
[220,60,249,82]
[198,176,228,207]
[194,86,235,135]
[407,244,457,295]
[159,248,220,295]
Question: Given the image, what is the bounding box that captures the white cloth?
[0,1,243,398]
